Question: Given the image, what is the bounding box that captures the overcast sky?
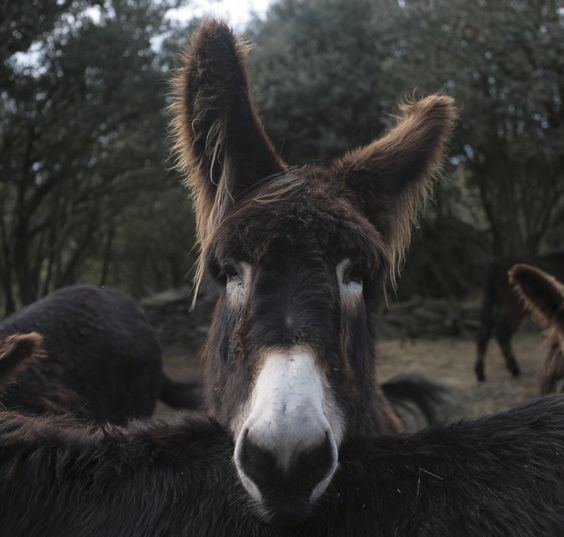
[168,0,273,29]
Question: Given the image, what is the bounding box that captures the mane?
[189,170,306,306]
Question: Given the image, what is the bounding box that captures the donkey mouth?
[257,498,313,528]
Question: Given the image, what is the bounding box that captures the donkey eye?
[341,261,364,285]
[222,262,241,283]
[342,267,363,285]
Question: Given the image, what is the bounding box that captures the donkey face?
[173,20,456,526]
[510,264,564,394]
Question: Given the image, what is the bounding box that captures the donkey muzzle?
[233,348,343,526]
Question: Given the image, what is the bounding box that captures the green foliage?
[0,0,194,312]
[391,0,564,257]
[248,0,393,163]
[2,0,563,311]
[249,0,564,297]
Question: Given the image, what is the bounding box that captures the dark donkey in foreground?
[510,263,564,394]
[0,348,562,537]
[1,337,564,536]
[474,251,564,382]
[169,20,460,525]
[0,285,200,423]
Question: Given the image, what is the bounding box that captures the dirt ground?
[378,330,544,419]
[160,330,546,420]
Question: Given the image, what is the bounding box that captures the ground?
[378,330,543,418]
[160,330,545,420]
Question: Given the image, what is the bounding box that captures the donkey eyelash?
[208,258,241,285]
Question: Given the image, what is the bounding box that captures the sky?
[168,0,273,29]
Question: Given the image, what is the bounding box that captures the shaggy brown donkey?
[474,252,564,382]
[171,20,458,524]
[510,263,564,394]
[0,285,201,423]
[0,396,563,536]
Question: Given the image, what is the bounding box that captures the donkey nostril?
[240,436,279,485]
[292,437,335,492]
[239,431,336,503]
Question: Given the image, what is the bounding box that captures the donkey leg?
[495,321,521,378]
[474,323,492,382]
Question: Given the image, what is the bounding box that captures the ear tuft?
[0,332,44,387]
[509,264,564,327]
[336,95,457,281]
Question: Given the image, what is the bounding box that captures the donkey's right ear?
[0,332,44,387]
[509,264,564,326]
[172,20,285,244]
[335,95,457,274]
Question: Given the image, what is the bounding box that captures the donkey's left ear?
[0,332,44,387]
[336,95,457,266]
[172,20,285,245]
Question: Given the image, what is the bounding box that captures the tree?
[389,0,564,256]
[248,0,399,164]
[0,0,191,312]
[248,0,564,298]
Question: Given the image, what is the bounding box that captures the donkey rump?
[0,285,200,423]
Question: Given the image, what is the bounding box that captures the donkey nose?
[236,427,337,525]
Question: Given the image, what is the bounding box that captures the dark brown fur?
[0,285,200,423]
[510,263,564,394]
[474,252,564,382]
[0,397,563,535]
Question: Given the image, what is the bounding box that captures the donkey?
[510,263,564,394]
[169,20,458,524]
[0,393,563,535]
[0,285,201,423]
[474,252,564,382]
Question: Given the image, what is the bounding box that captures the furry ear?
[509,264,564,327]
[0,332,44,387]
[335,95,457,275]
[172,20,285,246]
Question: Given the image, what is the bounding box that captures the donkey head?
[173,20,456,526]
[510,264,564,394]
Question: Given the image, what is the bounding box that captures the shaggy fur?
[335,95,456,281]
[510,263,564,394]
[171,21,286,297]
[170,20,457,517]
[0,397,563,535]
[474,252,564,382]
[0,285,200,423]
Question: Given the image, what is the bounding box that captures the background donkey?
[0,392,563,536]
[510,263,564,394]
[171,20,457,525]
[0,285,200,423]
[474,252,564,382]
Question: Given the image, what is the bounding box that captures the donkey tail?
[159,374,203,410]
[382,373,453,431]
